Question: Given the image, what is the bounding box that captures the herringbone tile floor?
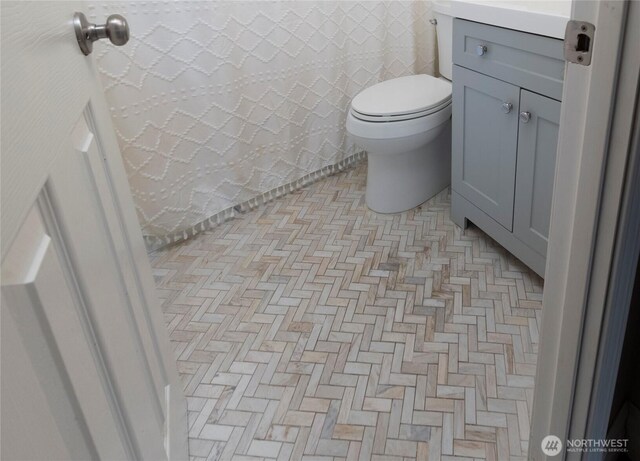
[150,160,544,461]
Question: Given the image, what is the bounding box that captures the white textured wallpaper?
[89,1,437,242]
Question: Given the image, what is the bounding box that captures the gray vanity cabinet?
[513,90,561,257]
[452,66,520,231]
[451,19,564,276]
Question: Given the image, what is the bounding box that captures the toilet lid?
[351,74,452,118]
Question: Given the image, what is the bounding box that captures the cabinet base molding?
[451,191,546,277]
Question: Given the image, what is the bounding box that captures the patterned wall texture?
[89,1,437,242]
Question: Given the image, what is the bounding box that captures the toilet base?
[365,122,451,213]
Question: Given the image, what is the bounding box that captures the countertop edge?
[450,2,569,39]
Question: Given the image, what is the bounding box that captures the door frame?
[584,77,640,451]
[529,0,640,458]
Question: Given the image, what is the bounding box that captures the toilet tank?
[433,1,453,80]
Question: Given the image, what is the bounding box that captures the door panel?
[452,65,520,230]
[514,90,561,256]
[2,201,130,460]
[48,111,168,459]
[81,108,167,405]
[1,2,187,459]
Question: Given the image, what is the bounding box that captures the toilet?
[346,1,453,213]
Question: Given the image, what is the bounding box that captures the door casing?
[529,0,639,458]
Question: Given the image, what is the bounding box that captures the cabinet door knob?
[476,45,488,56]
[501,102,513,114]
[520,111,532,123]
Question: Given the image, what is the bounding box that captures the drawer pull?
[501,102,513,114]
[520,111,532,123]
[476,45,488,56]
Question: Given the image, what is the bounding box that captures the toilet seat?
[346,101,452,140]
[351,99,451,122]
[350,74,452,122]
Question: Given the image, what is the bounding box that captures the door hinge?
[564,20,596,66]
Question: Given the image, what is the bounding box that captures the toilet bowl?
[346,0,453,214]
[346,74,452,213]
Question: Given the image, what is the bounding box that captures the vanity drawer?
[453,19,565,100]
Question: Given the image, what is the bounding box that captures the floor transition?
[150,160,544,461]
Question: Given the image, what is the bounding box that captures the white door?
[1,2,188,460]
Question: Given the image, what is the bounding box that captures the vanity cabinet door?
[452,65,520,231]
[513,90,561,256]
